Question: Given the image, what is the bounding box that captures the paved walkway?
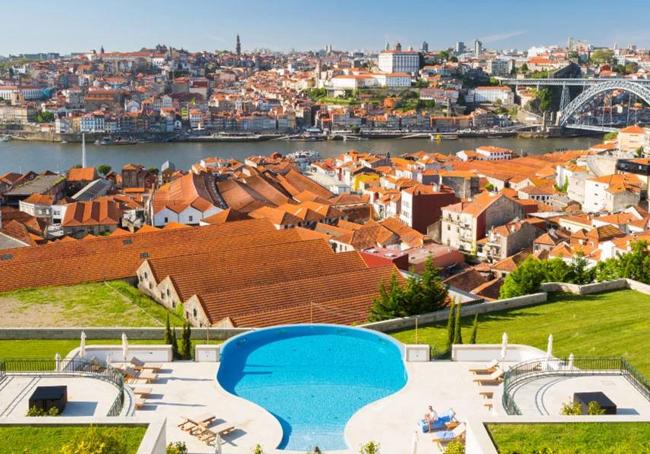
[132,361,282,454]
[134,360,508,454]
[510,374,650,416]
[0,375,118,417]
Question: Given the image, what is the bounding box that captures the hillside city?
[3,21,650,454]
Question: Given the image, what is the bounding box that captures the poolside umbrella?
[122,332,129,362]
[411,430,418,454]
[55,353,61,372]
[568,353,575,370]
[80,331,87,358]
[500,332,508,360]
[214,434,222,454]
[546,334,553,360]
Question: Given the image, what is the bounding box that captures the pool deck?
[133,360,510,454]
[0,375,119,417]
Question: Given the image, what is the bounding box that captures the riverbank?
[0,136,601,174]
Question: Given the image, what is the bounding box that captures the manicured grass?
[0,280,184,327]
[392,290,650,375]
[486,422,650,454]
[0,338,223,361]
[0,425,146,454]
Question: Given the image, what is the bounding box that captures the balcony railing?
[0,358,126,417]
[502,356,650,415]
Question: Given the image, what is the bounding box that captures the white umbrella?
[80,331,87,358]
[411,430,418,454]
[500,332,508,360]
[214,434,222,454]
[546,334,553,360]
[568,353,575,370]
[121,333,129,362]
[55,353,61,372]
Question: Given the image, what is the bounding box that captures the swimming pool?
[217,324,408,451]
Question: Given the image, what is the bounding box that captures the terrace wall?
[0,327,249,340]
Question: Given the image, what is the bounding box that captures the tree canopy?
[368,257,448,321]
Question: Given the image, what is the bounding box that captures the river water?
[0,136,600,173]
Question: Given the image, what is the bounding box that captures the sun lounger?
[124,366,157,384]
[419,408,456,433]
[473,369,504,385]
[178,413,216,432]
[431,424,466,447]
[469,359,499,375]
[134,398,147,410]
[197,422,236,444]
[131,386,152,397]
[131,357,162,372]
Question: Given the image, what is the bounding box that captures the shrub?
[444,439,465,454]
[58,426,127,453]
[446,300,456,352]
[360,441,380,454]
[253,444,263,454]
[166,442,188,454]
[560,401,582,415]
[26,405,59,416]
[453,300,463,345]
[587,401,606,415]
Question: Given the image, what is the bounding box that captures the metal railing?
[502,356,650,415]
[0,358,126,416]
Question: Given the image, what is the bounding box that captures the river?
[0,136,601,173]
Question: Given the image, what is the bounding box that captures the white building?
[377,51,421,75]
[583,174,642,213]
[467,86,514,104]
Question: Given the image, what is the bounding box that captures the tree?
[171,327,179,359]
[34,111,55,123]
[603,131,618,141]
[537,88,552,112]
[453,300,463,345]
[469,313,479,344]
[568,253,594,285]
[636,147,645,158]
[590,49,614,66]
[368,273,404,322]
[446,300,456,351]
[97,164,111,176]
[368,258,447,321]
[499,257,547,298]
[181,321,192,359]
[164,314,173,345]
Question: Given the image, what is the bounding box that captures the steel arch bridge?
[559,80,650,127]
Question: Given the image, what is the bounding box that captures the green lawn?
[392,290,650,375]
[0,338,223,361]
[487,423,650,454]
[0,425,146,454]
[0,281,184,327]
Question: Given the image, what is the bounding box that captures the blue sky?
[3,0,650,55]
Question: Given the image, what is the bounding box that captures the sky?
[3,0,650,55]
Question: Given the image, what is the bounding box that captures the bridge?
[500,78,650,130]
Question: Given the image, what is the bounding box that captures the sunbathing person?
[423,406,438,431]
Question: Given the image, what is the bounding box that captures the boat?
[0,135,11,142]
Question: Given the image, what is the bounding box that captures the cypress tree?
[469,313,479,344]
[163,314,172,345]
[181,322,192,359]
[453,300,463,344]
[171,327,179,359]
[446,300,455,351]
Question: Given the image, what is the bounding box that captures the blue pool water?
[217,324,408,451]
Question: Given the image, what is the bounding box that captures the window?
[164,217,168,223]
[166,289,170,297]
[189,215,193,222]
[193,308,197,318]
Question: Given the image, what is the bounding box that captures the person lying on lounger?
[423,406,438,431]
